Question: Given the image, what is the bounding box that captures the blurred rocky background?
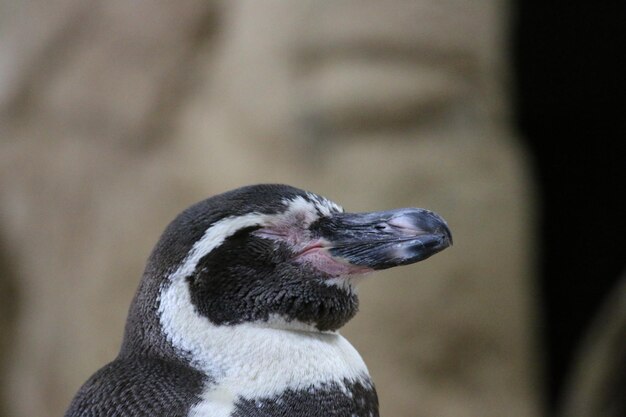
[0,1,623,417]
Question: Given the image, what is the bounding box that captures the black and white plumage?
[65,184,452,417]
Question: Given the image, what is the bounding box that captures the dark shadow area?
[0,234,19,417]
[513,1,626,411]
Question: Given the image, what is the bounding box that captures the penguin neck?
[157,277,371,393]
[186,269,361,332]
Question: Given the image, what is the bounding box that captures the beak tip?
[442,223,453,246]
[418,209,452,248]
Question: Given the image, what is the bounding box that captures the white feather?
[159,278,370,417]
[171,212,273,279]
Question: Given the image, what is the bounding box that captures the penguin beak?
[313,208,452,270]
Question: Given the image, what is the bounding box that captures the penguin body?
[65,184,451,417]
[65,357,203,416]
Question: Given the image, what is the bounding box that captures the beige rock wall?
[0,1,541,416]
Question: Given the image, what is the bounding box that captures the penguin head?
[147,184,451,333]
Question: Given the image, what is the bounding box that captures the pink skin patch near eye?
[255,227,371,278]
[295,240,372,278]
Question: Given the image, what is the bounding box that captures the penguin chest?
[187,328,378,417]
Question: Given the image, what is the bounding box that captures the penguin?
[64,184,452,417]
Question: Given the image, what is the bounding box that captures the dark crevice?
[512,1,626,411]
[0,233,20,417]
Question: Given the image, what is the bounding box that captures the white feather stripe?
[171,212,273,280]
[159,279,370,417]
